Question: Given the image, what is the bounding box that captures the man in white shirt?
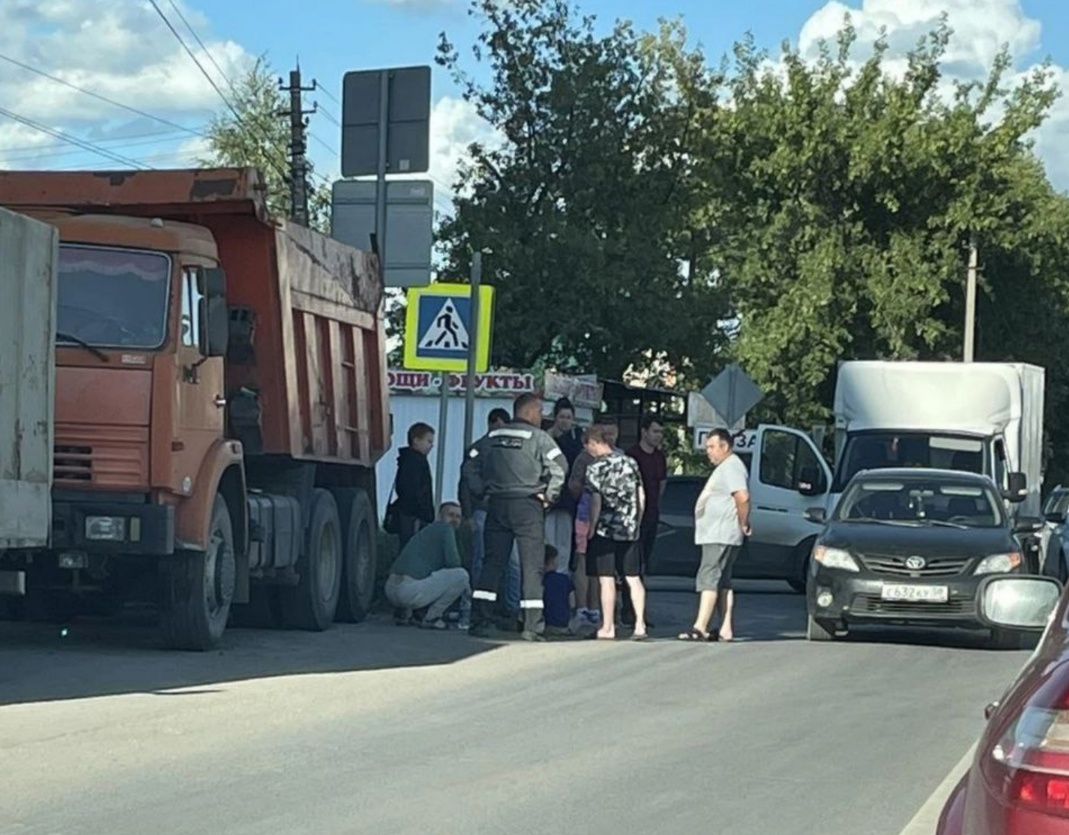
[678,428,751,642]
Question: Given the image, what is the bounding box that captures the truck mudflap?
[52,498,175,555]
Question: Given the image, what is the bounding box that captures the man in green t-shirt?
[385,502,471,629]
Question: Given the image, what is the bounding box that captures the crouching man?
[384,502,471,630]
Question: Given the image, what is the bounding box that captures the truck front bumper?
[52,497,174,556]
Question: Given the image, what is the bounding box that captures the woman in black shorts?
[582,424,649,641]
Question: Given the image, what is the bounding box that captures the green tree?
[200,56,331,231]
[695,18,1068,432]
[436,0,730,381]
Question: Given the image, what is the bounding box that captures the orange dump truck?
[0,168,389,650]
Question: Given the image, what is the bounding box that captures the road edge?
[896,743,977,835]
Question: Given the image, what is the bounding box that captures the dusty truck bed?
[0,168,389,468]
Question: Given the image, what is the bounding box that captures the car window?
[836,479,1004,528]
[760,430,797,490]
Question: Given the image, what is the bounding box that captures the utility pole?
[280,65,317,226]
[964,234,978,362]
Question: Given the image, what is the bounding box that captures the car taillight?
[984,668,1069,817]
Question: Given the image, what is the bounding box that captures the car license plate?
[880,584,949,603]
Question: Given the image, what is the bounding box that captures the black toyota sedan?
[804,468,1043,647]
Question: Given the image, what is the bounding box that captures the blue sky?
[1,0,1069,196]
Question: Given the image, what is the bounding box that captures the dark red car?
[938,573,1069,833]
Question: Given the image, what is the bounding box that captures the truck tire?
[806,615,838,642]
[160,493,236,651]
[333,488,378,623]
[279,488,342,631]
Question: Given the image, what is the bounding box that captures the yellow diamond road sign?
[403,282,494,373]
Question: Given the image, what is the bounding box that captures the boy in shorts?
[582,424,648,641]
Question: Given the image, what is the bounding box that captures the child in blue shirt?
[542,546,575,635]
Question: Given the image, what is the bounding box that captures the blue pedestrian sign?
[403,283,495,372]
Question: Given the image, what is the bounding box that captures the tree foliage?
[436,0,730,381]
[440,3,1069,478]
[200,56,331,231]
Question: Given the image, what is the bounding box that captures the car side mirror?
[796,466,823,497]
[1004,472,1028,504]
[200,296,230,358]
[804,507,826,524]
[1014,516,1045,535]
[977,575,1062,632]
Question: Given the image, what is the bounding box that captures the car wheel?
[806,615,838,642]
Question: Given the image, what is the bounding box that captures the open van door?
[743,425,833,589]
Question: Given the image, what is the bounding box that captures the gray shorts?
[697,544,739,592]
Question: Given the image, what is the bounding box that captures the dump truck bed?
[0,168,389,467]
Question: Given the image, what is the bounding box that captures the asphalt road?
[0,579,1032,835]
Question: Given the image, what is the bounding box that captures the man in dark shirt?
[623,413,667,625]
[393,422,436,548]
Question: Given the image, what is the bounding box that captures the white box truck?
[0,207,58,592]
[715,361,1045,587]
[829,361,1043,516]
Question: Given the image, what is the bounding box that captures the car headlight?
[85,516,127,542]
[974,552,1023,575]
[813,545,860,572]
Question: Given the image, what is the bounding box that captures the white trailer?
[0,207,58,593]
[831,361,1045,517]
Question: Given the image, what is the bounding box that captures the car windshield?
[833,432,984,491]
[835,478,1004,528]
[57,245,170,350]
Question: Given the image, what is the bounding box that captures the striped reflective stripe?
[519,599,545,609]
[547,447,563,459]
[489,428,533,440]
[468,448,479,458]
[473,590,497,601]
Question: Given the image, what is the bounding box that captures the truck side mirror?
[804,507,826,524]
[1004,472,1028,504]
[199,297,230,358]
[201,267,227,297]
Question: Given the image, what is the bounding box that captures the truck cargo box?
[0,207,57,549]
[0,168,389,468]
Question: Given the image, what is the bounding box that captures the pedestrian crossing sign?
[403,282,495,372]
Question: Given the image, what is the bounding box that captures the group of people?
[379,392,753,643]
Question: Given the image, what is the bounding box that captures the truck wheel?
[279,488,342,631]
[160,493,236,651]
[333,488,378,623]
[806,615,838,642]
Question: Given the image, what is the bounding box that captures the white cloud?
[0,0,252,169]
[797,0,1069,189]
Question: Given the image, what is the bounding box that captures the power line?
[165,0,237,97]
[0,127,195,158]
[317,83,341,107]
[0,105,150,169]
[147,0,292,185]
[316,103,341,129]
[310,132,339,159]
[0,52,206,138]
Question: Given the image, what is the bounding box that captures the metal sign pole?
[434,373,449,508]
[373,70,389,280]
[462,252,482,452]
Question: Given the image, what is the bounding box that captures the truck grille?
[54,444,92,481]
[852,595,976,618]
[858,554,971,577]
[52,426,149,488]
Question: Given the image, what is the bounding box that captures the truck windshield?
[836,478,1004,528]
[833,432,985,492]
[56,245,170,350]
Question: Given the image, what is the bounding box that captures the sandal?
[677,628,711,642]
[631,632,650,642]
